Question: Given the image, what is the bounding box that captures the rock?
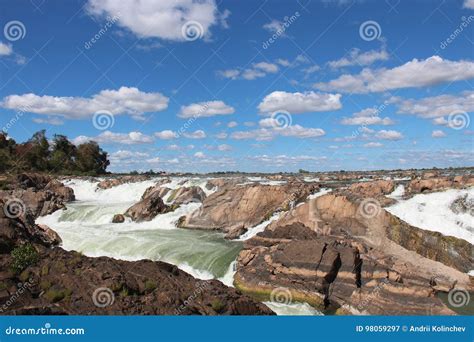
[180,183,317,237]
[168,186,206,205]
[234,221,467,315]
[124,192,171,222]
[142,186,170,200]
[17,173,51,190]
[112,214,125,223]
[450,194,474,215]
[348,180,395,197]
[45,180,75,202]
[408,178,453,194]
[97,175,159,190]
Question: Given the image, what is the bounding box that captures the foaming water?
[387,184,405,199]
[263,302,323,315]
[387,187,474,244]
[37,179,241,280]
[236,213,281,241]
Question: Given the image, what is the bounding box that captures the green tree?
[50,134,77,172]
[75,141,109,175]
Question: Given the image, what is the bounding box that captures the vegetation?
[0,130,109,175]
[10,243,39,273]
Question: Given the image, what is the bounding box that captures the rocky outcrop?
[0,175,75,218]
[142,186,170,200]
[168,186,206,205]
[348,180,394,197]
[235,222,466,315]
[124,192,172,222]
[406,176,474,196]
[179,183,317,238]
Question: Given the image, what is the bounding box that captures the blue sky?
[0,0,473,173]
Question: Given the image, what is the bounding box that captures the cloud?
[432,130,447,138]
[217,69,240,79]
[314,56,474,93]
[217,144,232,151]
[263,19,287,35]
[391,91,474,118]
[363,142,383,148]
[327,48,389,69]
[340,108,394,125]
[231,120,325,141]
[183,130,207,139]
[258,91,342,114]
[178,100,234,118]
[155,130,178,140]
[32,117,65,126]
[73,131,154,145]
[110,150,149,161]
[464,0,474,9]
[86,0,228,42]
[217,62,279,80]
[227,121,238,128]
[0,42,12,56]
[1,87,169,120]
[194,151,205,158]
[375,130,403,140]
[215,132,228,139]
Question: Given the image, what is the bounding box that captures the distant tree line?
[0,130,110,175]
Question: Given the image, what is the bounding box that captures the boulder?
[124,192,171,222]
[112,214,125,223]
[168,186,206,205]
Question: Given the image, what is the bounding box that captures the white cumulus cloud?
[314,56,474,93]
[258,91,342,114]
[178,100,234,118]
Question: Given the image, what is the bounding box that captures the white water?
[236,212,281,241]
[386,188,474,244]
[387,184,405,199]
[263,302,323,316]
[308,188,332,200]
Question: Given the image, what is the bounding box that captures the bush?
[10,244,39,273]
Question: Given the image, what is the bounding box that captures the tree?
[50,134,77,172]
[75,141,109,175]
[23,130,50,171]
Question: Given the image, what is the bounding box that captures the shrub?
[10,244,39,274]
